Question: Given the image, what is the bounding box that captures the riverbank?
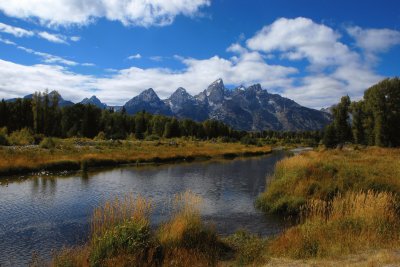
[0,138,272,177]
[256,147,400,263]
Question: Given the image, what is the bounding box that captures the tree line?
[323,78,400,148]
[0,91,243,140]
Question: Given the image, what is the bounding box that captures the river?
[0,151,288,266]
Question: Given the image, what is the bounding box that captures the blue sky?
[0,0,399,108]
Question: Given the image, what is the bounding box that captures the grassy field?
[0,138,271,177]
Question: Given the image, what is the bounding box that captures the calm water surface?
[0,152,287,266]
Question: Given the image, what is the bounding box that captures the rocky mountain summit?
[124,78,331,131]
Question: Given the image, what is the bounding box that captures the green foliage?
[90,220,151,266]
[322,124,337,148]
[333,95,352,144]
[240,135,258,146]
[224,230,268,265]
[8,128,34,146]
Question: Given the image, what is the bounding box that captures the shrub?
[39,137,56,149]
[89,194,153,266]
[0,127,9,146]
[240,135,258,145]
[90,220,151,266]
[94,131,106,141]
[7,128,34,146]
[224,230,268,265]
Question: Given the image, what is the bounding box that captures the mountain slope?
[123,88,172,116]
[123,79,331,131]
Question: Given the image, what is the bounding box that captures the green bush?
[39,137,56,149]
[90,220,151,266]
[224,230,268,265]
[7,128,34,146]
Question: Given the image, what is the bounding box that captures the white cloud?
[127,53,142,60]
[346,26,400,63]
[247,17,359,69]
[0,0,211,27]
[17,46,78,66]
[0,36,16,45]
[0,59,95,100]
[0,22,80,44]
[347,26,400,53]
[70,36,81,42]
[0,37,93,67]
[37,31,68,44]
[245,17,393,108]
[0,22,34,37]
[227,43,247,54]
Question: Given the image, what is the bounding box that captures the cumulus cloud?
[346,26,400,63]
[247,17,359,69]
[0,0,211,27]
[0,59,95,100]
[347,26,400,53]
[245,17,389,107]
[0,22,80,44]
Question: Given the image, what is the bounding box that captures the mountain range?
[6,79,331,131]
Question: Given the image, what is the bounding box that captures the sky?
[0,0,399,109]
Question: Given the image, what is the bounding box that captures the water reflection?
[0,152,287,266]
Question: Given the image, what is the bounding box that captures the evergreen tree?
[332,95,352,144]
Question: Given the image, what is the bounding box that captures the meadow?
[0,138,272,177]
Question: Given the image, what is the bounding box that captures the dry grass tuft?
[91,194,152,239]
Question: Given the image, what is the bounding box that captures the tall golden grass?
[91,194,152,239]
[52,191,222,267]
[270,190,400,258]
[257,147,400,216]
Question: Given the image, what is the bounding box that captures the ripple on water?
[0,152,287,265]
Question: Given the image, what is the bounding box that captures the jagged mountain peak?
[207,78,225,93]
[138,88,160,101]
[169,87,193,101]
[80,95,107,109]
[246,83,263,92]
[205,78,226,103]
